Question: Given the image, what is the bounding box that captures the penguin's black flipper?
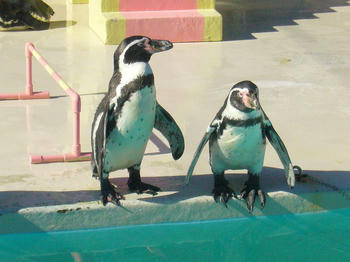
[91,96,124,205]
[185,124,217,184]
[263,112,295,187]
[91,100,109,179]
[91,95,116,178]
[154,102,185,160]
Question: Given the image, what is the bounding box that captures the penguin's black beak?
[147,39,173,53]
[249,96,260,110]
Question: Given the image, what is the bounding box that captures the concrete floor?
[1,1,350,230]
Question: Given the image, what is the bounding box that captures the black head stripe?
[217,116,263,137]
[107,71,121,95]
[116,36,146,53]
[123,44,152,64]
[111,74,154,123]
[106,106,116,138]
[113,36,150,70]
[215,97,228,120]
[231,80,259,94]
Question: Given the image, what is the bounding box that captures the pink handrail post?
[67,87,82,157]
[31,87,91,163]
[18,42,91,164]
[25,43,34,96]
[0,43,50,100]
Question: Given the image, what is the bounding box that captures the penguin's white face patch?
[223,101,261,120]
[119,40,152,75]
[231,87,249,94]
[143,38,154,54]
[115,38,153,99]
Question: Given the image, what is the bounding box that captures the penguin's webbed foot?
[128,181,161,196]
[101,179,124,206]
[212,185,236,207]
[127,166,161,195]
[240,183,266,213]
[212,174,237,207]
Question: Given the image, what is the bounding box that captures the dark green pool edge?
[1,207,350,262]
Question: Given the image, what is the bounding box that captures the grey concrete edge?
[1,190,350,234]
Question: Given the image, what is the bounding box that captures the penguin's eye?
[237,92,243,97]
[137,42,145,48]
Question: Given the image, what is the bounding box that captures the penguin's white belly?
[211,124,266,173]
[104,86,156,171]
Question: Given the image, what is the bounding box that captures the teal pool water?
[1,208,350,262]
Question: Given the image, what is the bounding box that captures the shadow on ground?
[1,167,350,213]
[217,0,350,41]
[50,20,77,29]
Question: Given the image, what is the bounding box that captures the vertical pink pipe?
[25,43,34,96]
[66,87,81,157]
[72,111,81,157]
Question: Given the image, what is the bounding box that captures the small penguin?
[91,36,185,205]
[0,0,54,31]
[186,81,295,212]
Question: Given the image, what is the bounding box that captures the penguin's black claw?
[257,189,266,208]
[212,185,236,207]
[128,181,161,196]
[241,186,266,213]
[101,180,124,206]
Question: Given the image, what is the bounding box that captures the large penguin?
[0,0,54,31]
[91,36,185,205]
[186,81,295,212]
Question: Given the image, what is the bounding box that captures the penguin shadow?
[1,167,350,214]
[0,21,77,32]
[130,166,350,215]
[216,0,350,41]
[49,20,77,29]
[0,189,101,213]
[0,133,170,213]
[145,132,171,156]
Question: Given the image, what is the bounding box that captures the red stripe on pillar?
[123,10,204,42]
[120,0,197,12]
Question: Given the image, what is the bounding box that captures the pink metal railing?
[1,42,91,164]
